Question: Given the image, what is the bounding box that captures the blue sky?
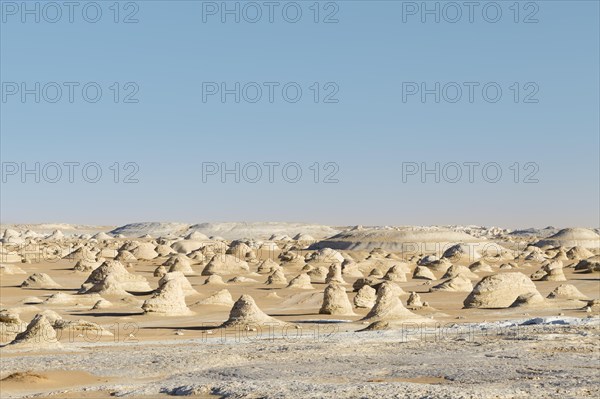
[1,0,599,228]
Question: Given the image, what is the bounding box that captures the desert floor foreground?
[1,318,599,399]
[0,223,599,398]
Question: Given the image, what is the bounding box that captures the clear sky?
[1,0,599,229]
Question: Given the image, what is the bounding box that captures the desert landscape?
[0,222,598,398]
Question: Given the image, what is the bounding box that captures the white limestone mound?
[441,265,479,280]
[221,295,288,328]
[115,250,137,263]
[63,246,97,262]
[294,233,316,243]
[155,244,176,257]
[417,255,439,266]
[352,277,381,292]
[204,275,226,285]
[510,292,547,308]
[535,228,600,249]
[442,243,482,263]
[325,263,347,284]
[84,274,131,296]
[463,272,541,309]
[0,310,26,340]
[188,250,206,263]
[286,273,314,289]
[80,260,151,294]
[257,259,280,274]
[266,269,287,285]
[93,232,113,241]
[44,292,101,306]
[166,256,195,275]
[383,265,408,282]
[319,284,355,316]
[353,285,377,309]
[541,267,567,282]
[192,289,234,306]
[201,255,249,276]
[341,261,364,278]
[9,314,62,349]
[524,251,546,263]
[550,249,569,262]
[406,292,423,308]
[91,298,112,310]
[227,242,255,260]
[0,263,26,275]
[413,266,436,280]
[426,258,453,273]
[361,282,425,323]
[21,273,62,289]
[430,276,474,293]
[73,258,104,272]
[546,284,589,301]
[469,261,494,273]
[186,231,210,241]
[308,248,345,264]
[142,279,192,315]
[171,240,205,255]
[566,246,594,260]
[532,261,567,281]
[574,256,600,273]
[131,242,159,260]
[159,272,198,297]
[50,314,113,337]
[307,266,329,283]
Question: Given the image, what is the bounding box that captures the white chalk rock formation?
[546,284,589,300]
[0,263,26,275]
[469,261,493,273]
[353,285,377,309]
[21,273,62,289]
[266,269,287,285]
[383,264,408,282]
[201,255,249,276]
[159,272,198,297]
[142,279,191,315]
[80,260,151,294]
[221,295,287,328]
[131,242,159,260]
[430,276,474,292]
[463,272,541,309]
[413,266,436,280]
[510,292,547,308]
[361,282,424,323]
[193,289,234,306]
[319,284,355,315]
[286,273,314,289]
[406,292,423,308]
[441,265,479,280]
[257,259,280,274]
[9,314,62,349]
[204,275,226,285]
[325,263,347,284]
